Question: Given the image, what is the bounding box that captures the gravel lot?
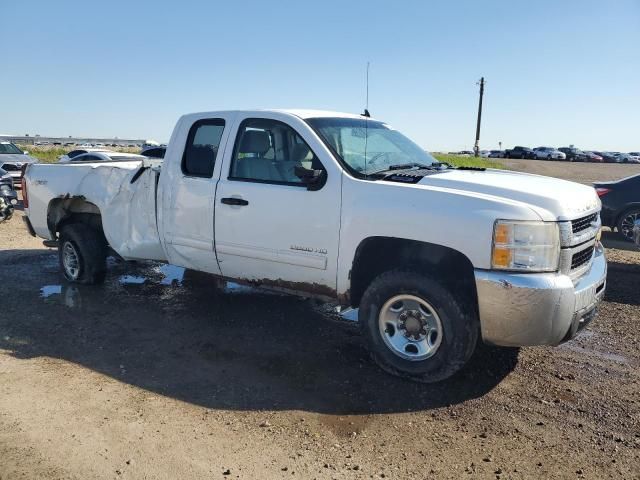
[1,160,639,479]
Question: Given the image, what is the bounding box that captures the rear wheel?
[359,270,478,383]
[617,208,640,242]
[58,224,108,284]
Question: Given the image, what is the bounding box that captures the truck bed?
[25,159,166,261]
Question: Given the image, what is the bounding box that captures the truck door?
[160,114,235,274]
[214,114,341,295]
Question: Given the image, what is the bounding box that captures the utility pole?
[474,77,485,157]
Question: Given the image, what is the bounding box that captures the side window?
[229,118,323,185]
[182,119,225,177]
[75,154,98,161]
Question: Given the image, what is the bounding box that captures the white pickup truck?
[22,110,607,382]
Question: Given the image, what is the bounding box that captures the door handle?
[221,197,249,206]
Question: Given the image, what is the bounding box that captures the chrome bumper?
[474,243,607,347]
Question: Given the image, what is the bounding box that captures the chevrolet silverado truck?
[22,110,607,382]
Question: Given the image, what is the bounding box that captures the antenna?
[363,61,371,117]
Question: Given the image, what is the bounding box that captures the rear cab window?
[182,119,225,177]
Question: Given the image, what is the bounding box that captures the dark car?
[558,147,588,162]
[140,146,166,159]
[594,173,640,241]
[504,146,535,159]
[592,151,618,163]
[0,167,19,206]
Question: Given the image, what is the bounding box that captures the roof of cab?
[181,109,373,121]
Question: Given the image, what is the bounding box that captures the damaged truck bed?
[25,159,166,261]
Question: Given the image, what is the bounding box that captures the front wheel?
[617,208,640,242]
[58,224,108,284]
[359,270,478,383]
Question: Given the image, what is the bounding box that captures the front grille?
[572,213,598,234]
[1,163,20,172]
[571,245,594,270]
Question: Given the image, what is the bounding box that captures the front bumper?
[474,242,607,347]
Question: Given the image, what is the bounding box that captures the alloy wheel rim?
[378,294,443,361]
[63,242,80,280]
[620,211,640,240]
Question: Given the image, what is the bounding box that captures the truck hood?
[418,168,600,221]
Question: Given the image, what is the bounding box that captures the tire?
[359,270,478,383]
[58,223,108,284]
[547,155,552,160]
[616,207,640,242]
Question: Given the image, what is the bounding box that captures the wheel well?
[349,237,478,310]
[47,197,104,238]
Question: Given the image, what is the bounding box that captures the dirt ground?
[1,160,639,479]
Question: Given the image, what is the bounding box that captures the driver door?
[214,114,341,295]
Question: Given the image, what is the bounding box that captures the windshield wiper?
[369,162,447,176]
[369,163,430,175]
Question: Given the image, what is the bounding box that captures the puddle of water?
[225,281,256,294]
[157,264,185,286]
[119,275,146,285]
[40,285,62,298]
[339,307,359,323]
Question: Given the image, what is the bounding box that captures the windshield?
[0,143,24,155]
[306,117,436,175]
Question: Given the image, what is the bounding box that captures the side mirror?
[23,151,29,155]
[294,166,326,191]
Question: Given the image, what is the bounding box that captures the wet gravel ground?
[1,164,639,479]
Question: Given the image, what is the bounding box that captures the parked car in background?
[533,147,566,160]
[583,151,603,162]
[58,148,113,163]
[479,150,491,158]
[69,152,147,163]
[488,150,505,158]
[0,141,39,184]
[504,146,535,159]
[0,167,18,223]
[592,151,618,163]
[615,152,640,164]
[140,146,166,159]
[558,147,588,162]
[594,173,640,241]
[457,150,474,155]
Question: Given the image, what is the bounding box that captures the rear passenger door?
[213,114,342,295]
[161,115,235,274]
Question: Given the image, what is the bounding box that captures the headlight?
[491,220,560,272]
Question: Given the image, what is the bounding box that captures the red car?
[584,151,603,162]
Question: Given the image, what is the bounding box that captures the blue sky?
[2,0,639,151]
